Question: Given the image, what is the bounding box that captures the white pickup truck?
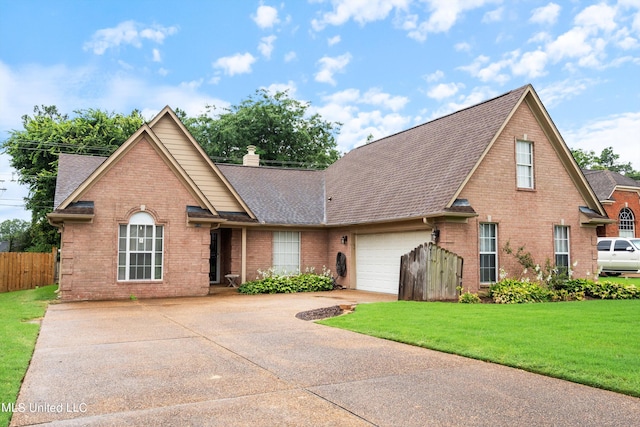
[597,237,640,276]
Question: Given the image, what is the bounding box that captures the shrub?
[489,279,551,304]
[458,291,482,304]
[238,272,334,295]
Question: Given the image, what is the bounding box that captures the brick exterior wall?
[442,102,599,291]
[59,138,211,300]
[599,190,640,237]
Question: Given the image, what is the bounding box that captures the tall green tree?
[572,146,639,179]
[2,106,144,251]
[179,89,341,168]
[0,219,31,252]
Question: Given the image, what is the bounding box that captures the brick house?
[49,84,611,300]
[583,169,640,238]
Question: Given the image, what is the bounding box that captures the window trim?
[479,223,498,284]
[118,212,164,282]
[515,139,534,190]
[619,208,635,238]
[554,225,570,273]
[272,231,301,274]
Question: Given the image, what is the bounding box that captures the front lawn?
[0,286,57,427]
[319,299,640,397]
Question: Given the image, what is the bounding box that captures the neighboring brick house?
[583,169,640,238]
[49,84,611,300]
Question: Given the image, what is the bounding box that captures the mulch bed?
[295,305,344,321]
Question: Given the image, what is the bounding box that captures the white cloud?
[312,0,409,31]
[482,7,503,23]
[315,86,411,149]
[426,86,498,120]
[83,21,178,55]
[252,5,280,29]
[361,88,409,111]
[407,0,498,42]
[530,3,561,26]
[424,70,444,82]
[328,35,341,46]
[536,78,595,108]
[314,53,352,85]
[454,41,472,52]
[562,112,640,170]
[458,55,510,84]
[284,51,297,62]
[262,81,298,98]
[574,3,617,33]
[258,35,277,59]
[152,48,162,62]
[213,53,257,76]
[427,82,464,100]
[511,49,548,78]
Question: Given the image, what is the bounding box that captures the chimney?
[243,145,260,167]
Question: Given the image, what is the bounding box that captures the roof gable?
[324,85,529,225]
[54,107,255,220]
[148,107,254,217]
[56,123,215,213]
[584,169,640,200]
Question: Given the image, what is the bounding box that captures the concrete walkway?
[11,288,640,426]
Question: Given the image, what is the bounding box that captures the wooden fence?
[399,242,463,301]
[0,248,57,293]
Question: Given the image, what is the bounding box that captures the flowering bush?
[238,269,334,294]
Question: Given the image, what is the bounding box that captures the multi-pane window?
[554,225,570,273]
[273,231,300,274]
[118,212,163,281]
[619,208,635,238]
[516,140,534,189]
[479,223,497,283]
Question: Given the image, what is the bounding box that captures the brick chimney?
[243,145,260,167]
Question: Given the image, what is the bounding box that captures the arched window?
[118,212,164,281]
[619,208,635,238]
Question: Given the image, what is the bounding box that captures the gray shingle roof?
[324,85,528,225]
[583,169,640,201]
[216,164,325,225]
[54,154,107,209]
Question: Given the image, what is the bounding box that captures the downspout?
[241,227,247,283]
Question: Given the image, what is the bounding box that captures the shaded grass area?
[319,299,640,397]
[0,286,57,427]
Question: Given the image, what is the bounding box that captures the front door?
[210,231,220,283]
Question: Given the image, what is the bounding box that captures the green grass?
[601,276,640,286]
[0,286,57,427]
[319,299,640,397]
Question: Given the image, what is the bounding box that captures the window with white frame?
[554,225,570,273]
[479,223,497,283]
[619,208,635,238]
[118,212,163,281]
[516,140,534,189]
[273,231,300,274]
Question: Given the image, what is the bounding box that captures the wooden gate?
[0,247,57,293]
[398,242,463,301]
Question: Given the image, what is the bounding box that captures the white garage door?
[356,231,431,294]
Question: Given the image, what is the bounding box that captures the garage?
[355,231,431,294]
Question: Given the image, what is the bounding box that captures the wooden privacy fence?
[0,247,57,293]
[399,242,463,301]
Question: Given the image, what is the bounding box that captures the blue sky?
[1,0,639,222]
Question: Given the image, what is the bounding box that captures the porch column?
[241,227,247,283]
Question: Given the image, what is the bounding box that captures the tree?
[2,106,144,251]
[0,219,31,252]
[179,89,341,168]
[572,146,640,179]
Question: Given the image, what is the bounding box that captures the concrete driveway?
[11,288,640,426]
